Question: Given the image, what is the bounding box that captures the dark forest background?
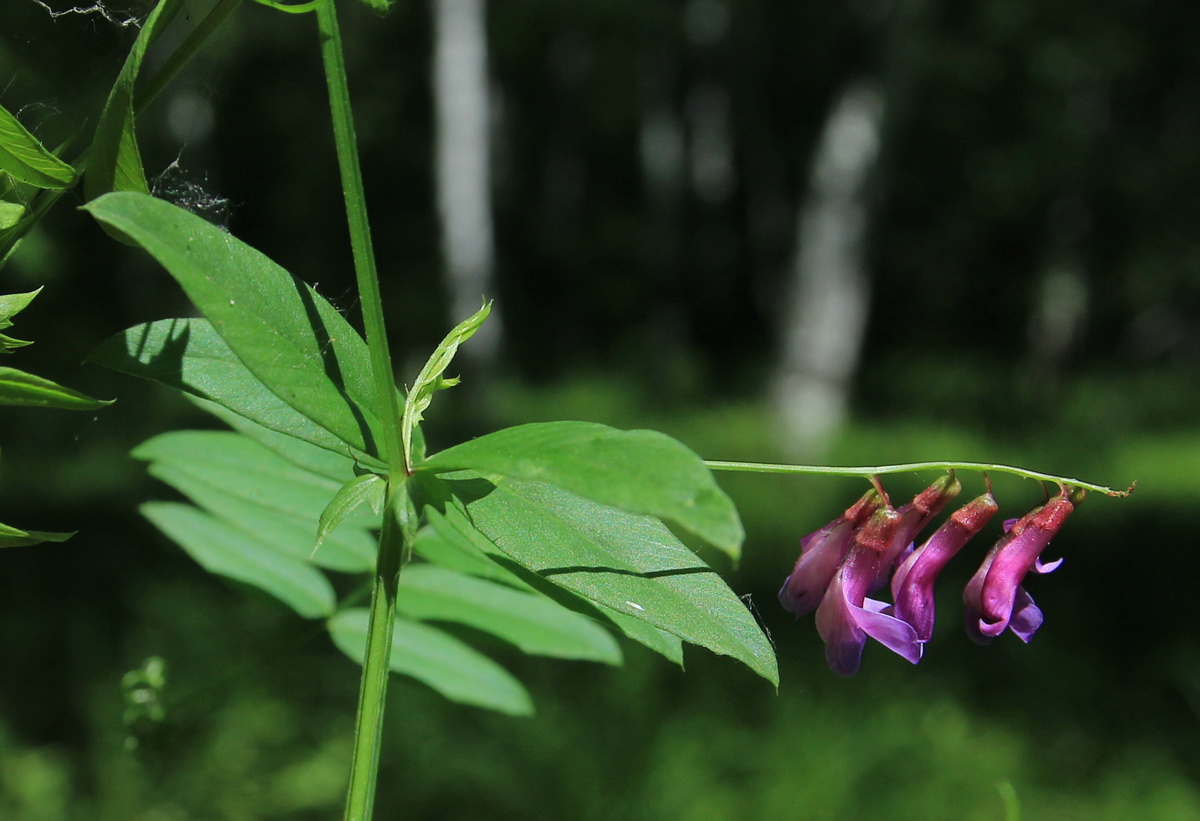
[1,0,1198,818]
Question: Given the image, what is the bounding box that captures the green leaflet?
[89,318,380,467]
[415,508,535,590]
[315,473,384,558]
[420,502,684,665]
[133,428,377,573]
[0,522,73,549]
[84,193,382,456]
[401,301,490,469]
[421,420,745,561]
[395,564,623,664]
[0,334,33,354]
[328,610,533,716]
[0,367,112,410]
[0,288,40,329]
[0,104,76,190]
[0,289,37,351]
[448,475,776,685]
[133,431,379,531]
[142,501,336,619]
[0,202,24,230]
[189,395,373,482]
[84,0,185,201]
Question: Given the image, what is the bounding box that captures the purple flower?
[814,505,922,676]
[962,488,1078,645]
[871,473,962,591]
[891,492,999,642]
[778,490,882,618]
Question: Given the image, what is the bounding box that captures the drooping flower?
[870,473,962,591]
[814,504,922,676]
[778,490,882,618]
[891,491,999,642]
[962,487,1079,645]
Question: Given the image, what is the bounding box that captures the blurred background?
[1,0,1199,817]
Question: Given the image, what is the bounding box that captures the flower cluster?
[779,475,1081,675]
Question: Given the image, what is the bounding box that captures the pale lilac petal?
[1034,556,1063,574]
[1007,587,1044,642]
[855,603,922,664]
[816,534,921,675]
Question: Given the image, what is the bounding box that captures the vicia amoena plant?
[1,1,1132,818]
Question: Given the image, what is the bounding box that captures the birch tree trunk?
[771,81,883,457]
[433,0,501,361]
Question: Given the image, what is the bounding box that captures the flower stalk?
[706,459,1132,497]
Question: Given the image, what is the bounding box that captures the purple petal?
[979,494,1075,636]
[856,602,922,664]
[962,548,998,646]
[816,543,921,675]
[1034,556,1063,574]
[1007,587,1045,642]
[779,520,856,617]
[895,493,998,643]
[815,573,867,676]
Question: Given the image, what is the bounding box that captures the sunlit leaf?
[448,475,777,685]
[190,395,372,481]
[0,288,42,329]
[0,104,76,190]
[89,318,380,467]
[138,435,375,574]
[329,609,534,716]
[420,502,684,665]
[0,202,24,230]
[142,502,335,618]
[133,430,378,531]
[0,366,112,410]
[396,564,622,664]
[84,193,382,455]
[422,421,744,560]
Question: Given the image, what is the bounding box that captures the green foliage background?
[1,0,1199,818]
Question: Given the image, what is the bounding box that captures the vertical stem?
[314,3,409,819]
[316,0,405,475]
[343,505,406,820]
[135,0,246,116]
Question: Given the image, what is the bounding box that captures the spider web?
[27,0,142,28]
[150,159,233,230]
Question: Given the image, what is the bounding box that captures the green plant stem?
[343,501,405,821]
[704,459,1131,496]
[315,2,411,818]
[135,0,247,116]
[316,0,405,476]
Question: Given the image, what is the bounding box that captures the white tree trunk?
[433,0,501,360]
[772,81,883,457]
